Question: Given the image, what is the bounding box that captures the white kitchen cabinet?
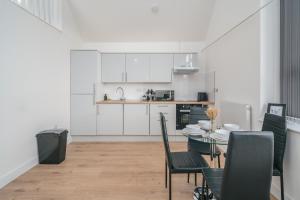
[124,104,149,135]
[126,54,150,82]
[174,53,198,69]
[150,104,176,135]
[101,53,126,83]
[150,54,173,82]
[71,95,97,136]
[71,50,99,94]
[97,104,123,135]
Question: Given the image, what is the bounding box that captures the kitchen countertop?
[96,100,213,105]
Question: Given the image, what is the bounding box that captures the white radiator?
[220,101,252,131]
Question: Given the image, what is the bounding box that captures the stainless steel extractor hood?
[173,65,199,74]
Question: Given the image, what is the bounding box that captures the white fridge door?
[71,50,98,94]
[71,95,97,135]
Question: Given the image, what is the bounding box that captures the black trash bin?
[36,129,68,164]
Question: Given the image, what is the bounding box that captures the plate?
[186,124,201,129]
[182,128,206,136]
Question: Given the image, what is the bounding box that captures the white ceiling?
[68,0,215,42]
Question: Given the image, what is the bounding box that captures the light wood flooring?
[0,142,277,200]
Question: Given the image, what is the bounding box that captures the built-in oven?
[176,104,205,130]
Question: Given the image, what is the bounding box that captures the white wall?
[82,42,207,101]
[205,0,300,199]
[204,7,261,130]
[278,131,300,200]
[204,0,280,129]
[261,2,300,200]
[0,0,82,189]
[206,0,272,46]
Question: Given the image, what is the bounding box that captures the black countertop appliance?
[197,92,208,102]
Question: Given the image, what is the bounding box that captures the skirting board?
[71,135,187,142]
[0,140,72,190]
[271,182,294,200]
[0,157,38,189]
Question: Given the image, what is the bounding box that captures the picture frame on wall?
[267,103,286,117]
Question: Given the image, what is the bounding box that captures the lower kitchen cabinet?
[97,104,123,135]
[71,95,97,136]
[150,104,176,135]
[124,104,150,135]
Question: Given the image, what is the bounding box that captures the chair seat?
[170,152,209,173]
[273,166,281,176]
[202,168,224,200]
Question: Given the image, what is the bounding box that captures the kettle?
[197,92,208,102]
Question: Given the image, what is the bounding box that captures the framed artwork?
[267,103,286,117]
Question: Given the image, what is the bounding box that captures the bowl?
[224,124,240,131]
[198,120,211,130]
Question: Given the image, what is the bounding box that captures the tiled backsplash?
[96,73,206,101]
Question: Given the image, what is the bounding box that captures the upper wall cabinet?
[174,53,198,68]
[71,50,99,94]
[150,54,173,83]
[101,53,196,83]
[126,54,150,82]
[101,54,126,83]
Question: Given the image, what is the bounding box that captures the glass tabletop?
[182,129,229,145]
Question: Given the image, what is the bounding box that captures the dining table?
[181,126,230,168]
[182,126,230,199]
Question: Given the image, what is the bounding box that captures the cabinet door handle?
[158,105,169,108]
[122,72,124,82]
[125,72,128,82]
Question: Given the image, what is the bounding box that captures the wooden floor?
[0,142,277,200]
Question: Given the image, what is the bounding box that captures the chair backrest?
[189,106,209,124]
[262,113,287,172]
[160,113,173,168]
[220,131,274,200]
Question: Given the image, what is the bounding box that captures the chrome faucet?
[116,86,125,101]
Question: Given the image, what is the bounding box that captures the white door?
[71,50,99,94]
[174,53,198,68]
[101,54,126,83]
[71,95,96,135]
[124,104,149,135]
[126,54,150,82]
[97,104,123,135]
[150,54,173,82]
[150,104,176,135]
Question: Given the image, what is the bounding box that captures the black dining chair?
[262,113,287,200]
[160,113,209,200]
[202,131,274,200]
[187,106,222,186]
